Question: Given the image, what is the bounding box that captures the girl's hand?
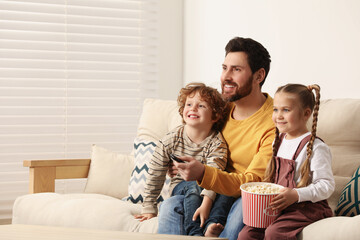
[134,213,156,222]
[270,188,299,211]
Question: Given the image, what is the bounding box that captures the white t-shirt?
[277,132,335,203]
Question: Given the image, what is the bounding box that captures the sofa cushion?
[12,193,158,233]
[84,145,134,199]
[137,98,182,142]
[306,99,360,212]
[316,99,360,178]
[335,166,360,216]
[300,214,360,240]
[126,138,171,204]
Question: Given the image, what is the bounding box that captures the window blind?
[0,0,159,224]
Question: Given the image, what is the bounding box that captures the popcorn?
[241,182,283,228]
[242,183,282,194]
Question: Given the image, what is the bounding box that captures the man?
[158,37,275,240]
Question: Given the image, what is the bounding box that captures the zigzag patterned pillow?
[126,138,171,204]
[335,166,360,216]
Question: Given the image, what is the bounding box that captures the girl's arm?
[295,141,335,203]
[192,195,213,227]
[271,139,335,210]
[271,141,335,211]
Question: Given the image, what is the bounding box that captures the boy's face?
[183,92,215,130]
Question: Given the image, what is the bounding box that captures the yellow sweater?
[199,94,275,198]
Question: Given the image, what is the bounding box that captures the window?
[0,0,159,224]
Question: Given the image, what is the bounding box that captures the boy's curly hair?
[177,82,230,132]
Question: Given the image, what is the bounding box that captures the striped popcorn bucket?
[240,182,284,228]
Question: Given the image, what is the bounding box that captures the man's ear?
[254,68,265,85]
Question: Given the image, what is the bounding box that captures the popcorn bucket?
[240,182,284,228]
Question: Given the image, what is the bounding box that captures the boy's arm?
[192,195,213,227]
[141,140,169,215]
[204,132,228,171]
[200,132,228,200]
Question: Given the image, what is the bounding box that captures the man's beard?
[222,75,253,102]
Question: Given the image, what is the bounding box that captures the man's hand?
[134,213,156,222]
[270,187,299,211]
[172,156,205,182]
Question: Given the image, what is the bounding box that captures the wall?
[158,0,183,100]
[183,0,360,100]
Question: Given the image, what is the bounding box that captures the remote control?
[170,154,185,163]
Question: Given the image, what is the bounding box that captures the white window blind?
[0,0,159,224]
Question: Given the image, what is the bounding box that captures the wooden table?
[0,224,227,240]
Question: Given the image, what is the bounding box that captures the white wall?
[158,0,183,100]
[183,0,360,100]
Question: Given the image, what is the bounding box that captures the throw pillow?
[335,166,360,216]
[84,145,134,199]
[126,138,171,204]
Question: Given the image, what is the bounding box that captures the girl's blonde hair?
[263,83,321,188]
[177,82,229,132]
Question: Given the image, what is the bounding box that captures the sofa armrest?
[23,159,91,194]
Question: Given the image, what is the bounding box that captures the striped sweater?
[141,125,228,214]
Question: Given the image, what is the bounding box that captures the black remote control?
[170,154,185,163]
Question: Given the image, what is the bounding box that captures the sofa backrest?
[136,98,360,211]
[136,98,182,142]
[309,98,360,210]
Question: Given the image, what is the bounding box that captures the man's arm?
[175,127,275,197]
[201,127,274,197]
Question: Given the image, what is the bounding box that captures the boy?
[135,82,233,236]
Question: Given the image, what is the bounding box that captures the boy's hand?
[134,213,156,222]
[192,195,213,228]
[270,187,299,211]
[192,205,210,227]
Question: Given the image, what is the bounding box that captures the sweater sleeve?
[295,142,335,203]
[200,132,228,201]
[141,139,169,214]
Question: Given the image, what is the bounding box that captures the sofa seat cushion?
[12,193,158,233]
[300,214,360,240]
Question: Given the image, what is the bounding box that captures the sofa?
[12,98,360,239]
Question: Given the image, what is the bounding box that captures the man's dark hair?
[225,37,271,86]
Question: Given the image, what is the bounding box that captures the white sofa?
[12,98,360,239]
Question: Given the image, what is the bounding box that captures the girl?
[238,84,335,240]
